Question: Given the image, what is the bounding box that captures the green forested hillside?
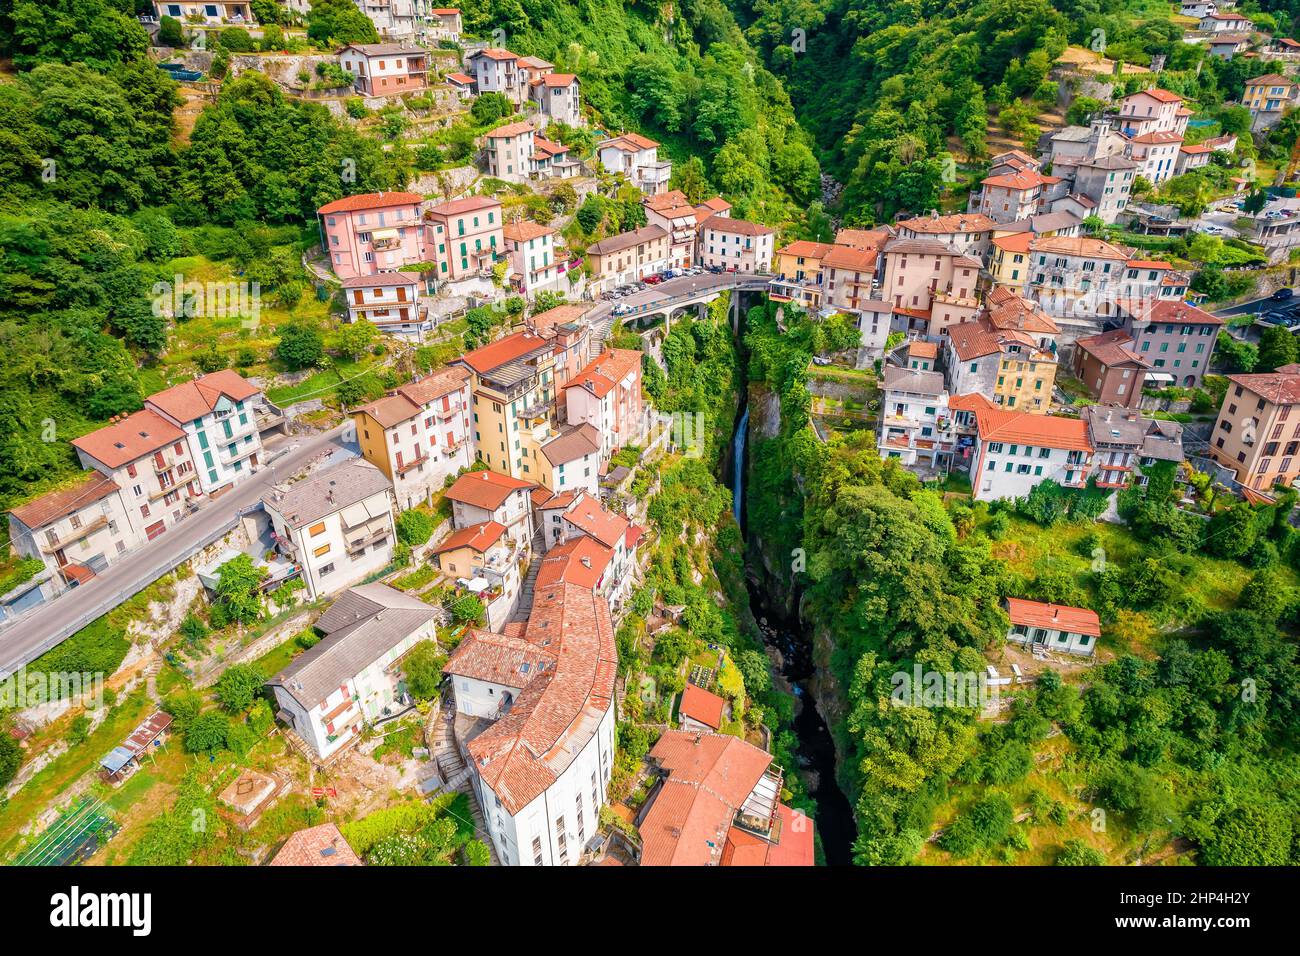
[727,0,1298,222]
[458,0,821,219]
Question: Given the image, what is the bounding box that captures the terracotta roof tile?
[679,684,726,730]
[270,824,362,866]
[318,191,424,215]
[9,472,120,530]
[72,410,185,469]
[444,470,534,510]
[146,370,260,424]
[1006,597,1101,637]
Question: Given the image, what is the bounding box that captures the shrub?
[395,509,435,546]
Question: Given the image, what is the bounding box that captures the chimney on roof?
[1052,608,1060,621]
[580,556,591,568]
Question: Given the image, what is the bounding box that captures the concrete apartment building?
[699,216,775,273]
[71,409,201,542]
[877,366,951,471]
[262,459,397,601]
[1025,235,1133,334]
[8,473,140,594]
[444,469,536,551]
[152,1,255,24]
[1211,364,1300,495]
[822,244,879,312]
[970,409,1093,501]
[467,48,527,104]
[1126,131,1183,185]
[771,240,836,308]
[424,195,504,282]
[342,273,425,336]
[145,370,264,495]
[585,225,670,292]
[895,212,997,258]
[563,348,645,463]
[339,43,429,95]
[1115,88,1190,138]
[644,192,701,270]
[1081,404,1185,493]
[267,583,439,761]
[318,191,427,280]
[351,365,475,509]
[536,424,602,496]
[432,519,522,630]
[1244,74,1300,132]
[880,237,982,314]
[944,320,1058,411]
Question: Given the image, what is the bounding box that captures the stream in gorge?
[728,394,858,865]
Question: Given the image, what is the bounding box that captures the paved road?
[0,425,353,679]
[582,271,773,325]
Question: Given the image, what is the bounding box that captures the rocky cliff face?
[744,381,855,808]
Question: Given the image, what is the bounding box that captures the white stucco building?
[268,584,439,760]
[444,582,618,866]
[262,459,397,600]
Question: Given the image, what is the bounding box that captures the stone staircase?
[429,693,502,865]
[591,313,615,351]
[431,706,472,792]
[511,529,546,622]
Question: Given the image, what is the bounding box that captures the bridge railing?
[604,274,773,319]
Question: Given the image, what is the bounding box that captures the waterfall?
[732,404,749,526]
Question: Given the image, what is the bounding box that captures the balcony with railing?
[41,514,108,553]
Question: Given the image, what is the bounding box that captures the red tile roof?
[1141,299,1222,326]
[1127,87,1183,104]
[702,215,773,238]
[444,629,556,686]
[317,191,424,215]
[426,195,502,218]
[396,365,471,406]
[1227,367,1300,405]
[778,240,835,259]
[602,132,659,152]
[9,472,120,531]
[564,348,641,398]
[720,802,815,866]
[444,470,534,510]
[1006,597,1101,637]
[471,47,519,61]
[822,244,878,272]
[975,409,1092,451]
[458,328,554,374]
[535,535,612,590]
[1075,330,1151,369]
[562,495,630,549]
[679,683,726,730]
[502,220,554,242]
[72,409,185,469]
[639,731,775,866]
[270,823,362,866]
[487,121,535,139]
[352,393,420,429]
[452,583,617,814]
[146,370,260,424]
[898,212,997,234]
[434,520,507,555]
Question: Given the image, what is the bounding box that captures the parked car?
[1200,225,1225,235]
[1272,287,1294,302]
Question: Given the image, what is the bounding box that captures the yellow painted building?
[996,351,1058,410]
[989,233,1031,292]
[455,328,560,480]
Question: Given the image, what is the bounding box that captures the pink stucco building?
[318,191,427,280]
